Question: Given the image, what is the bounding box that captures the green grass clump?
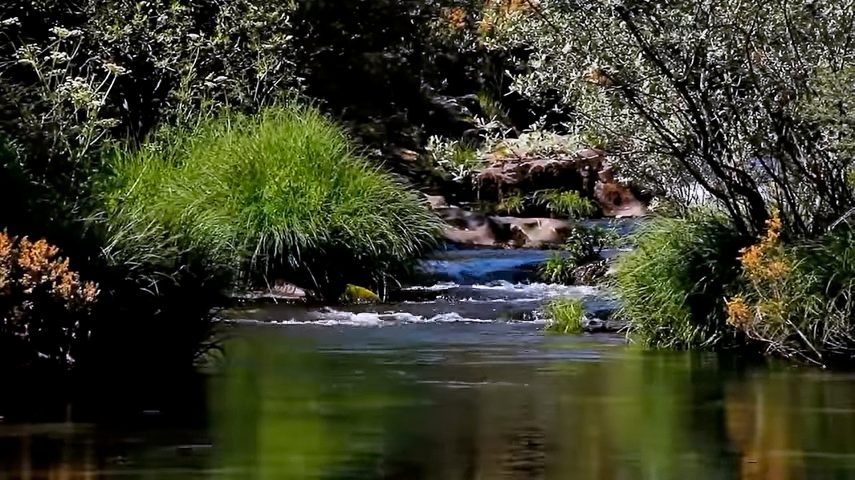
[535,189,597,218]
[539,253,575,284]
[544,298,585,334]
[476,91,512,124]
[613,212,749,349]
[96,105,440,298]
[496,192,525,214]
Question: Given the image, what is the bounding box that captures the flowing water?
[2,247,855,479]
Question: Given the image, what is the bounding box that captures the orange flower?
[726,295,753,328]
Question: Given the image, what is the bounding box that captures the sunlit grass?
[96,105,440,297]
[613,213,747,349]
[544,298,585,334]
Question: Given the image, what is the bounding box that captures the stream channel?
[2,242,855,479]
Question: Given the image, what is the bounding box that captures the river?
[1,248,855,479]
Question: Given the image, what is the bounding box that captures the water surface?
[2,246,855,479]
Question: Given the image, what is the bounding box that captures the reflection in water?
[2,323,855,479]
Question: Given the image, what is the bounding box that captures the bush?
[544,298,584,334]
[614,213,750,349]
[538,224,616,284]
[539,254,575,284]
[96,105,440,298]
[0,233,98,368]
[725,215,855,365]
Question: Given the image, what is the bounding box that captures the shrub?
[0,233,98,368]
[426,136,484,182]
[544,298,584,334]
[96,105,440,298]
[538,224,617,284]
[563,224,616,264]
[726,215,855,365]
[614,212,750,349]
[496,191,525,214]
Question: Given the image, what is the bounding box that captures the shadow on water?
[2,322,855,479]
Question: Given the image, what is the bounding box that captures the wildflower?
[46,51,70,63]
[49,26,82,39]
[104,63,128,76]
[726,295,752,328]
[0,233,12,290]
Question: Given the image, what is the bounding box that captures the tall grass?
[96,105,440,297]
[544,298,585,334]
[613,212,749,349]
[535,189,597,218]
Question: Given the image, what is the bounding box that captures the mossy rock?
[341,284,381,304]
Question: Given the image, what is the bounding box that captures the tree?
[488,0,855,237]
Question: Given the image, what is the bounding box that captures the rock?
[341,284,381,304]
[581,317,606,332]
[425,194,449,210]
[594,162,647,217]
[235,280,309,302]
[473,147,647,218]
[476,154,597,200]
[571,259,610,285]
[437,206,499,247]
[436,205,573,248]
[491,216,572,248]
[585,306,628,333]
[581,316,626,333]
[395,148,420,163]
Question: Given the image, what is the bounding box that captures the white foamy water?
[223,279,614,328]
[406,280,599,297]
[469,281,599,297]
[229,309,495,327]
[402,282,459,292]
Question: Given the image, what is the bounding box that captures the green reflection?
[207,330,855,480]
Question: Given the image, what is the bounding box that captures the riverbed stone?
[436,205,573,248]
[571,259,610,285]
[234,280,310,302]
[473,146,647,218]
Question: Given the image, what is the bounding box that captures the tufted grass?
[95,105,440,298]
[613,212,749,349]
[544,298,585,334]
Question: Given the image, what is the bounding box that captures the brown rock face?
[474,148,646,218]
[434,204,572,248]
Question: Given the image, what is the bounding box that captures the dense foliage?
[0,0,299,236]
[487,0,855,237]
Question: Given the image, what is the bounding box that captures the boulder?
[491,216,572,248]
[435,205,572,248]
[570,259,610,285]
[475,150,600,199]
[594,163,647,217]
[474,147,647,218]
[234,280,309,302]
